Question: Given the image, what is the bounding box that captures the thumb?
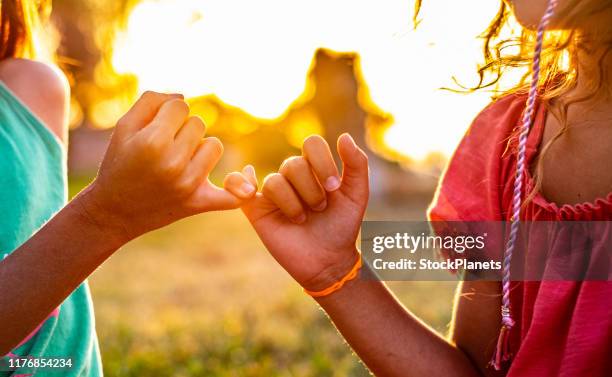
[337,133,369,206]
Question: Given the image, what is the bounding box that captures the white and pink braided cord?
[490,0,559,371]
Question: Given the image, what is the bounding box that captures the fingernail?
[313,200,327,211]
[169,93,184,99]
[291,213,307,224]
[244,165,255,176]
[324,176,341,191]
[240,183,255,196]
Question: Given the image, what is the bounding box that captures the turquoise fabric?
[0,81,102,376]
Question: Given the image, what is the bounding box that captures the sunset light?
[112,0,507,162]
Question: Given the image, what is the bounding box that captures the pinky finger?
[198,184,243,211]
[224,172,257,199]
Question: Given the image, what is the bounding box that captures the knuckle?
[168,98,190,114]
[142,133,166,153]
[262,173,284,193]
[187,117,206,136]
[303,134,326,152]
[188,115,205,128]
[204,137,223,155]
[160,158,184,177]
[116,116,130,130]
[279,156,306,175]
[141,90,159,102]
[175,176,197,195]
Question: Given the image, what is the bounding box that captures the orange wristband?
[304,256,362,298]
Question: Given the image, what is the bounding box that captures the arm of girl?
[0,90,255,355]
[224,134,487,377]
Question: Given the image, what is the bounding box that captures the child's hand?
[77,91,255,242]
[224,134,368,292]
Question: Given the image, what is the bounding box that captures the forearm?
[315,266,480,377]
[0,92,241,355]
[0,188,126,355]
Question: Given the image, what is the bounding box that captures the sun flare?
[112,0,508,162]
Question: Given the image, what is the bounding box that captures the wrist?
[71,183,133,247]
[301,247,361,293]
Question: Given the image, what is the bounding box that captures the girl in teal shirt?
[0,1,255,375]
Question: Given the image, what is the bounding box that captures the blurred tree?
[52,0,137,129]
[53,1,437,202]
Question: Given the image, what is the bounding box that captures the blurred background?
[46,0,512,375]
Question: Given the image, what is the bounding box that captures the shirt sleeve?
[426,95,526,270]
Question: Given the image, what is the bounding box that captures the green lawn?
[70,177,457,376]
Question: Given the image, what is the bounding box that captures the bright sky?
[112,0,504,161]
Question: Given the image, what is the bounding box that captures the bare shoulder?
[0,58,69,143]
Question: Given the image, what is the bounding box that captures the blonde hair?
[416,0,612,203]
[0,0,51,60]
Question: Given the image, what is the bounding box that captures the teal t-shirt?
[0,81,102,376]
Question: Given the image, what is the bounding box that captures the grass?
[69,176,458,376]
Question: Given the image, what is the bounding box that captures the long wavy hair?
[0,0,50,60]
[416,0,612,204]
